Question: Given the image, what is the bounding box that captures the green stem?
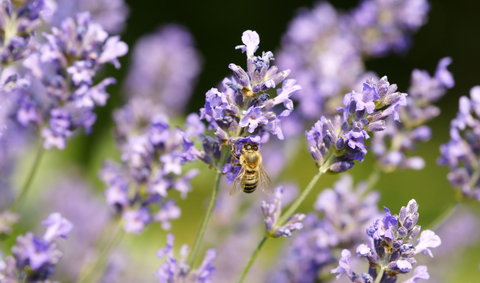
[237,163,330,283]
[276,162,329,226]
[365,168,381,193]
[374,266,385,283]
[426,200,459,231]
[186,170,222,267]
[10,140,45,212]
[236,236,268,283]
[77,220,124,283]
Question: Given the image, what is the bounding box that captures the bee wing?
[258,164,274,195]
[230,166,246,197]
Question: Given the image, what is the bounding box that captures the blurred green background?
[9,0,480,282]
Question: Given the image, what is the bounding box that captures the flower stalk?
[10,140,45,212]
[187,169,223,267]
[237,160,331,283]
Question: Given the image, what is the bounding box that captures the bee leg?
[231,146,240,160]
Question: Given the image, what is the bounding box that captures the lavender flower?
[198,30,300,182]
[99,97,200,234]
[277,2,366,120]
[437,85,480,201]
[124,25,202,115]
[306,77,407,172]
[269,174,380,283]
[12,12,128,150]
[0,0,50,65]
[351,0,430,57]
[332,199,440,282]
[47,0,129,34]
[39,175,111,282]
[154,234,216,283]
[261,186,305,238]
[0,213,72,282]
[373,58,454,172]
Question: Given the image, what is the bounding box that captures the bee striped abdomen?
[243,170,258,193]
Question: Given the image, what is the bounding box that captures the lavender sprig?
[99,98,200,234]
[307,76,407,173]
[198,30,300,174]
[261,186,305,238]
[332,199,440,283]
[154,234,216,283]
[188,29,301,269]
[373,58,454,172]
[269,174,380,283]
[438,86,480,201]
[351,0,430,57]
[15,11,128,149]
[0,213,73,282]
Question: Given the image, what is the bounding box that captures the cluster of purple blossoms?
[46,0,129,34]
[351,0,430,57]
[198,30,301,178]
[99,98,201,234]
[269,175,380,283]
[0,213,73,282]
[277,2,366,120]
[306,76,407,172]
[124,24,202,116]
[261,186,305,238]
[154,234,215,283]
[0,0,50,65]
[332,199,441,283]
[438,86,480,201]
[11,11,127,149]
[372,57,454,172]
[277,0,430,122]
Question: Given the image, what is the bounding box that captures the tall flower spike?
[11,12,128,150]
[124,24,202,115]
[47,0,130,34]
[277,2,366,120]
[269,174,380,283]
[332,199,440,282]
[351,0,430,57]
[372,58,454,172]
[0,0,49,65]
[438,86,480,201]
[154,234,216,282]
[99,97,200,234]
[261,186,305,238]
[306,77,407,172]
[197,30,300,181]
[1,213,73,282]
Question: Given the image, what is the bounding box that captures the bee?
[230,142,274,197]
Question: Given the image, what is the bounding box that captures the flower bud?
[407,225,421,240]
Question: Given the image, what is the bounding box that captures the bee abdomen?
[243,182,257,193]
[243,173,258,193]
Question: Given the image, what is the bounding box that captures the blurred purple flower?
[3,213,72,282]
[154,234,216,283]
[124,24,202,115]
[438,86,480,201]
[47,0,129,34]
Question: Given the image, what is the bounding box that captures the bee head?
[244,143,258,151]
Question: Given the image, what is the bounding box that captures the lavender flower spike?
[3,213,73,282]
[438,86,480,201]
[306,77,408,172]
[261,187,305,238]
[154,234,216,282]
[338,199,440,282]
